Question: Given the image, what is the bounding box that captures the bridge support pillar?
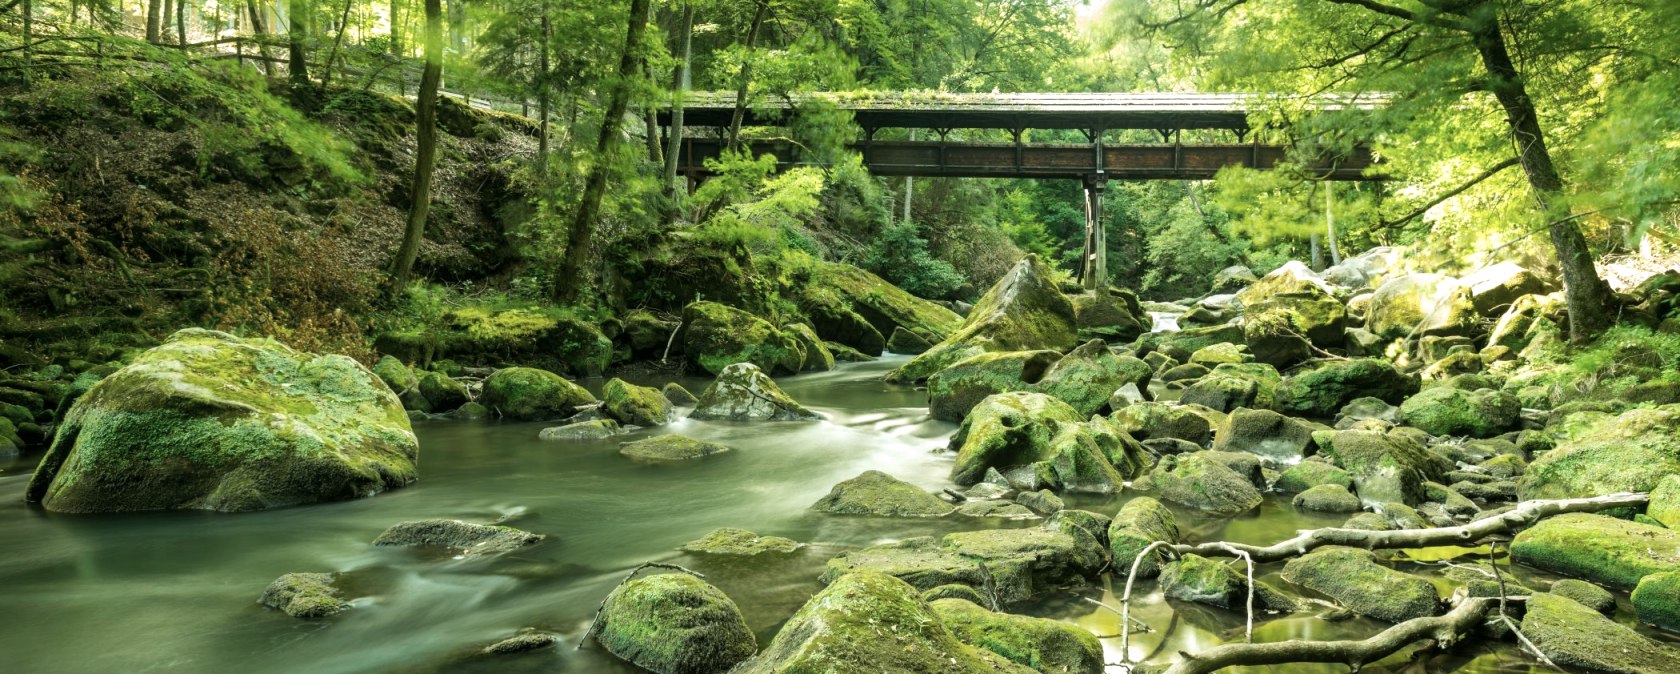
[1081,174,1107,290]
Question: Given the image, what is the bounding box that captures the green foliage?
[863,221,966,300]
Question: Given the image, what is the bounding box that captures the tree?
[288,0,311,87]
[661,1,694,196]
[553,0,652,304]
[147,0,163,42]
[388,0,443,294]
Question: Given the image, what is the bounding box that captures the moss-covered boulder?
[810,470,955,517]
[538,418,622,440]
[25,329,418,513]
[820,525,1105,604]
[417,371,468,411]
[1461,262,1550,316]
[1521,591,1680,674]
[1280,546,1440,623]
[373,519,544,557]
[888,255,1077,383]
[622,309,681,358]
[1109,402,1214,446]
[1272,358,1419,418]
[1398,386,1520,438]
[1032,340,1153,417]
[481,366,597,421]
[1134,324,1247,360]
[689,363,819,422]
[948,392,1141,494]
[680,528,802,556]
[807,261,964,357]
[1275,459,1354,493]
[260,572,350,619]
[1211,408,1314,464]
[601,378,674,427]
[1179,363,1281,413]
[887,326,935,354]
[1244,293,1349,349]
[1160,554,1299,612]
[927,350,1061,422]
[662,383,698,406]
[1312,430,1441,506]
[596,573,757,674]
[1242,310,1314,369]
[1510,513,1680,589]
[619,435,731,462]
[379,307,613,377]
[1632,571,1680,632]
[1490,293,1566,352]
[1108,497,1180,578]
[1070,290,1148,342]
[930,598,1104,674]
[1366,273,1480,339]
[1150,454,1263,516]
[1292,483,1362,512]
[1649,474,1680,530]
[784,323,835,371]
[1549,579,1616,614]
[680,301,805,376]
[373,355,418,395]
[1519,406,1680,501]
[734,571,1034,674]
[1235,261,1335,307]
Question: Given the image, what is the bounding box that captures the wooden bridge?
[657,92,1383,288]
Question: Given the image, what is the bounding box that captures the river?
[0,356,1662,673]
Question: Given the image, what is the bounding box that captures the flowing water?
[0,356,1670,673]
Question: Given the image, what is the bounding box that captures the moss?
[1632,571,1680,632]
[888,255,1076,383]
[1134,324,1246,358]
[1280,546,1440,623]
[661,383,698,406]
[372,355,417,393]
[1275,460,1354,493]
[260,572,349,619]
[1188,342,1252,367]
[27,329,418,513]
[928,350,1060,422]
[1272,358,1420,418]
[1070,290,1147,342]
[1151,454,1263,516]
[1650,474,1680,530]
[929,598,1104,674]
[416,371,468,410]
[948,392,1081,484]
[1212,407,1309,463]
[601,378,674,427]
[1522,591,1680,672]
[1107,497,1179,577]
[538,419,622,441]
[1366,273,1478,339]
[690,363,819,421]
[1160,554,1299,612]
[811,261,963,344]
[679,527,803,555]
[1033,341,1151,417]
[1109,402,1212,445]
[480,366,596,421]
[1511,513,1680,589]
[618,435,730,462]
[1549,579,1616,614]
[784,322,835,371]
[1519,406,1680,501]
[1312,430,1440,506]
[810,470,955,517]
[922,584,989,604]
[1398,386,1520,438]
[681,301,805,376]
[597,573,757,674]
[1293,483,1362,512]
[373,518,544,556]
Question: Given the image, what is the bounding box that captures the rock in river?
[25,329,419,513]
[601,378,673,427]
[260,572,350,619]
[373,519,544,557]
[596,573,758,674]
[930,598,1105,674]
[1519,405,1680,501]
[1522,591,1680,674]
[1280,546,1440,623]
[689,363,820,422]
[481,366,597,421]
[810,470,955,517]
[619,435,732,462]
[680,527,803,556]
[1510,513,1680,590]
[887,254,1077,383]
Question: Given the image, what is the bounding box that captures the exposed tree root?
[1171,492,1648,563]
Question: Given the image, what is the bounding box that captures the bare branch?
[1376,156,1521,230]
[1322,0,1472,32]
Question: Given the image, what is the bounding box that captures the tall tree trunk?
[662,2,693,196]
[388,0,443,294]
[161,0,174,42]
[146,0,161,41]
[553,0,651,305]
[21,0,30,79]
[644,62,664,166]
[247,0,276,76]
[288,0,310,87]
[318,0,354,91]
[536,2,550,174]
[176,0,187,49]
[1469,12,1613,341]
[1326,182,1342,265]
[390,0,403,56]
[446,0,463,53]
[725,0,768,149]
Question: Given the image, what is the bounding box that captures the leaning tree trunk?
[1470,14,1614,341]
[388,0,442,295]
[288,0,311,87]
[247,0,276,77]
[724,0,768,150]
[552,0,651,305]
[662,1,693,197]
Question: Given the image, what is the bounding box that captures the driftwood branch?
[1080,597,1153,634]
[576,562,705,650]
[1164,594,1502,674]
[1490,541,1558,669]
[1172,492,1648,563]
[1120,540,1179,663]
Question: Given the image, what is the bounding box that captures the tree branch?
[1376,156,1520,230]
[1322,0,1472,31]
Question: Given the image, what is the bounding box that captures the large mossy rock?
[260,572,350,619]
[1272,358,1419,418]
[888,255,1077,383]
[1108,497,1180,578]
[596,573,757,674]
[1519,406,1680,501]
[601,378,674,427]
[1460,262,1550,316]
[680,527,803,556]
[1149,454,1263,516]
[689,363,820,422]
[680,301,805,376]
[1366,273,1479,339]
[820,523,1106,604]
[1210,408,1315,464]
[25,329,418,513]
[1244,293,1348,348]
[1280,547,1440,623]
[1234,261,1336,307]
[618,435,731,462]
[1178,363,1281,413]
[1633,572,1680,633]
[1160,554,1299,612]
[928,342,1150,422]
[948,392,1142,494]
[1033,340,1152,417]
[1311,429,1441,506]
[805,262,964,357]
[1070,289,1148,342]
[481,366,597,421]
[784,323,836,372]
[929,598,1104,674]
[417,371,468,411]
[1511,513,1680,589]
[1398,386,1521,438]
[733,571,1034,674]
[1521,591,1680,674]
[376,307,612,377]
[810,470,955,517]
[1109,402,1215,446]
[373,519,544,556]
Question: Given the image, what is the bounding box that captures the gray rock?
[690,363,820,421]
[373,519,544,557]
[810,470,955,517]
[618,435,731,462]
[260,573,349,619]
[538,418,622,441]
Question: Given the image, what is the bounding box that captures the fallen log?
[1163,594,1502,674]
[1172,492,1648,563]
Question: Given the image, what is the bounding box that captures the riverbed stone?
[1461,262,1549,316]
[373,519,544,557]
[25,329,419,513]
[538,418,622,441]
[481,629,563,654]
[680,301,805,376]
[689,363,819,422]
[680,527,802,556]
[1210,408,1314,464]
[1034,340,1153,416]
[601,378,674,427]
[597,573,757,674]
[1150,454,1263,516]
[810,470,955,517]
[260,572,350,619]
[1550,579,1616,614]
[1511,513,1680,589]
[1312,429,1441,506]
[482,366,597,421]
[417,371,468,411]
[1280,546,1440,623]
[887,326,935,354]
[1519,405,1680,501]
[1016,489,1064,515]
[1071,289,1148,342]
[1235,261,1335,307]
[1274,459,1354,493]
[1272,358,1419,418]
[1398,386,1520,438]
[820,525,1105,604]
[1336,397,1401,427]
[888,255,1077,383]
[1160,554,1299,612]
[1178,363,1279,413]
[949,392,1140,493]
[662,383,698,405]
[1110,402,1213,446]
[619,435,731,462]
[1108,497,1179,577]
[1522,591,1680,674]
[1292,483,1362,513]
[1632,571,1680,632]
[785,323,836,371]
[1366,273,1479,339]
[927,350,1061,422]
[930,598,1105,674]
[1649,474,1680,530]
[735,571,1034,674]
[957,500,1039,519]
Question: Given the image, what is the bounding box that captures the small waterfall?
[1149,311,1181,332]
